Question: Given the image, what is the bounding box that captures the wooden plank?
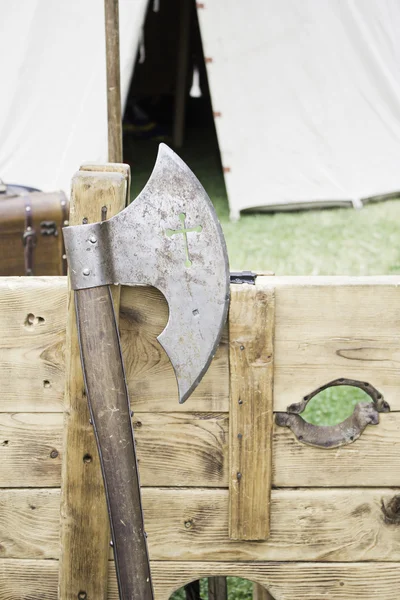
[139,488,400,562]
[0,277,66,412]
[3,276,400,413]
[229,284,275,539]
[6,488,400,562]
[148,561,400,600]
[2,412,400,489]
[1,560,400,600]
[59,171,127,600]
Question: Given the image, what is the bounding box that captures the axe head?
[63,144,230,403]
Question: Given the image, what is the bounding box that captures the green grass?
[124,127,400,599]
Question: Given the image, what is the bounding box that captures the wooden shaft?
[105,0,123,162]
[76,286,153,600]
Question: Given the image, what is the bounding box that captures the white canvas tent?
[1,0,400,220]
[199,0,400,219]
[0,0,147,194]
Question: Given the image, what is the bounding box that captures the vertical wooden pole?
[208,577,228,600]
[105,0,123,162]
[58,169,128,600]
[229,283,275,540]
[173,0,192,148]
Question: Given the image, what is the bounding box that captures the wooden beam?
[58,170,127,599]
[229,283,275,539]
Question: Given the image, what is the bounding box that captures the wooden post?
[173,0,192,148]
[208,577,228,600]
[229,283,275,540]
[58,168,128,599]
[105,0,123,162]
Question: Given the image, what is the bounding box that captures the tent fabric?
[0,0,146,195]
[198,0,400,219]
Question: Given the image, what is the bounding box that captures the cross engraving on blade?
[165,212,203,267]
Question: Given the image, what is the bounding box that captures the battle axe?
[63,144,230,599]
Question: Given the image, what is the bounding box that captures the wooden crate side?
[1,411,400,488]
[3,487,400,562]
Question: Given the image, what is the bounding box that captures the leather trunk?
[0,187,69,276]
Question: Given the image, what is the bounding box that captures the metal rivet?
[89,234,97,244]
[110,540,114,547]
[63,220,69,226]
[237,472,242,480]
[237,433,243,440]
[240,345,244,351]
[184,520,193,529]
[83,268,90,276]
[50,449,59,459]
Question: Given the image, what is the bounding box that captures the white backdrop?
[0,0,146,194]
[198,0,400,218]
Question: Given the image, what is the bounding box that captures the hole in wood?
[169,578,276,599]
[24,313,45,327]
[83,454,92,464]
[276,378,388,448]
[301,385,373,426]
[43,380,51,388]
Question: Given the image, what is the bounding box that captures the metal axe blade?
[64,143,230,403]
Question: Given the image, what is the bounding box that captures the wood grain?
[229,284,275,540]
[59,171,127,600]
[5,488,400,562]
[1,560,400,600]
[1,412,400,489]
[119,285,229,413]
[0,413,62,487]
[0,276,66,412]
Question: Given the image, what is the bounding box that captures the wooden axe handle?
[75,285,153,600]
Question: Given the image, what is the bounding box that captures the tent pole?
[104,0,123,163]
